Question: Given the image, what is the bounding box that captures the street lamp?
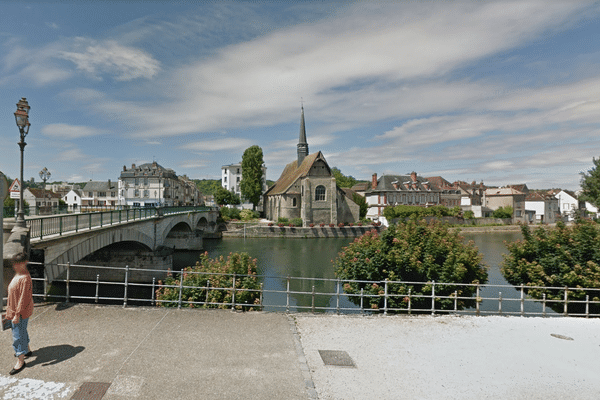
[39,167,51,213]
[14,98,30,227]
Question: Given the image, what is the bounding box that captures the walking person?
[5,252,33,375]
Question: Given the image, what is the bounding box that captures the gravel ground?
[295,315,600,400]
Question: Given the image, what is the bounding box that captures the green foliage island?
[502,221,600,313]
[334,218,488,312]
[155,252,260,310]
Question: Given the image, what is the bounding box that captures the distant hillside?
[194,179,221,195]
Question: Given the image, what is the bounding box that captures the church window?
[315,185,326,201]
[293,198,297,207]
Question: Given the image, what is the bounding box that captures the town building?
[81,180,119,209]
[221,161,267,208]
[118,162,199,207]
[22,187,61,213]
[524,192,560,224]
[483,187,526,223]
[365,172,442,219]
[550,189,585,221]
[62,188,84,212]
[263,106,359,226]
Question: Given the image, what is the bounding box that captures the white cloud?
[60,38,160,81]
[41,124,104,139]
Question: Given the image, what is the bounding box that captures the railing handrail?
[25,261,600,317]
[25,206,216,240]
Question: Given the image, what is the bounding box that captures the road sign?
[9,178,20,199]
[0,172,7,201]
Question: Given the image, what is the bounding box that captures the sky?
[2,1,600,191]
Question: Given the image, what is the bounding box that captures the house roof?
[485,187,524,196]
[264,151,328,196]
[26,188,61,199]
[424,176,452,190]
[82,181,118,192]
[120,161,177,179]
[525,192,556,201]
[366,174,438,193]
[351,182,369,192]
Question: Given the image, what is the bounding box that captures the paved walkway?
[0,304,598,399]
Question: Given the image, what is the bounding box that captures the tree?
[194,179,221,196]
[214,187,240,206]
[580,157,600,207]
[331,167,358,189]
[334,218,487,312]
[352,193,368,219]
[492,206,513,219]
[502,221,600,314]
[240,145,264,210]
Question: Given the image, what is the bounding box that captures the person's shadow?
[25,345,85,367]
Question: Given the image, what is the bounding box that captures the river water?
[173,230,555,314]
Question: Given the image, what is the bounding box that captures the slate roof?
[485,187,524,196]
[82,181,118,192]
[264,151,328,196]
[26,188,61,199]
[367,174,438,193]
[120,162,177,179]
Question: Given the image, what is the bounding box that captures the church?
[263,107,360,226]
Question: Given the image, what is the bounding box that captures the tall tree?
[580,157,600,207]
[331,167,358,189]
[240,145,264,210]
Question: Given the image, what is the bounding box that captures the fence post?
[586,295,589,318]
[431,280,435,315]
[177,271,183,309]
[40,219,43,240]
[88,213,92,230]
[563,286,568,316]
[43,268,48,302]
[286,277,290,313]
[360,288,364,314]
[542,293,547,317]
[520,285,524,316]
[454,290,458,312]
[498,292,502,315]
[59,215,63,236]
[95,274,100,303]
[152,277,156,306]
[259,283,263,311]
[123,265,129,308]
[336,279,340,315]
[75,214,79,232]
[231,273,236,311]
[476,284,480,316]
[408,288,412,315]
[66,262,71,302]
[384,279,388,316]
[205,280,210,306]
[311,285,315,314]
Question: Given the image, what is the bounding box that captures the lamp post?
[14,98,31,227]
[39,167,51,214]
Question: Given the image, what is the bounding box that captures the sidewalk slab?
[0,304,307,400]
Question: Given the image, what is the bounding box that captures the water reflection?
[173,232,556,315]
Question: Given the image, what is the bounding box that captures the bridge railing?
[26,206,215,240]
[25,261,600,317]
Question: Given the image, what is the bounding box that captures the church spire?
[297,105,309,166]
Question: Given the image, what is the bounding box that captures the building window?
[315,185,326,201]
[99,192,106,197]
[135,178,139,186]
[292,198,297,207]
[111,192,116,197]
[144,190,149,197]
[144,177,148,186]
[134,189,140,197]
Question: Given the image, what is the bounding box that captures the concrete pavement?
[0,303,598,399]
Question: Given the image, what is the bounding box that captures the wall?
[223,225,383,239]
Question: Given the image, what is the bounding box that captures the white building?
[524,192,560,224]
[221,162,267,208]
[63,189,83,211]
[552,189,584,221]
[118,162,200,207]
[81,181,119,209]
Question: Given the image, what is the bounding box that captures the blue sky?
[2,1,600,190]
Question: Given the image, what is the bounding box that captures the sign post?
[0,172,8,310]
[9,179,20,220]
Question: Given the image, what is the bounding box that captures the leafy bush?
[492,206,513,219]
[155,252,260,310]
[277,217,289,224]
[290,218,303,227]
[383,205,462,221]
[334,218,487,312]
[502,221,600,313]
[463,210,475,219]
[240,209,255,221]
[219,206,241,222]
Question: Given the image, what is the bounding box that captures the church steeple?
[297,105,309,166]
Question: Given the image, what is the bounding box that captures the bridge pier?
[163,230,203,251]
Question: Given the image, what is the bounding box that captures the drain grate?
[70,382,112,400]
[318,350,356,367]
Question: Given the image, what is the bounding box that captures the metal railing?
[26,261,600,317]
[26,206,215,240]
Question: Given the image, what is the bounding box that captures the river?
[172,230,555,314]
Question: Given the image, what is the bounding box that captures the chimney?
[372,173,378,190]
[132,163,136,169]
[123,165,127,172]
[108,179,111,187]
[411,171,417,183]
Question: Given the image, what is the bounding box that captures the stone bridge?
[3,207,223,282]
